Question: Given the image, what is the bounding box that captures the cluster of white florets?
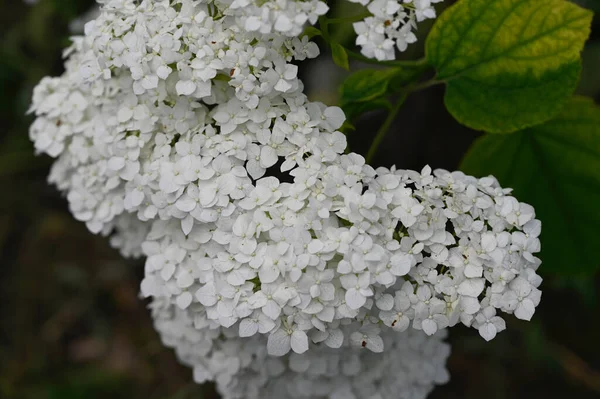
[26,0,444,61]
[219,0,329,37]
[351,0,444,60]
[29,0,541,397]
[152,297,450,399]
[138,159,542,356]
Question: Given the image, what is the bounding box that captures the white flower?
[351,0,444,60]
[248,282,295,320]
[340,272,373,310]
[350,324,384,352]
[239,310,276,337]
[267,323,309,356]
[501,277,541,321]
[474,306,506,341]
[380,285,414,331]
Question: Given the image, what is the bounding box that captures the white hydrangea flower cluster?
[137,157,542,354]
[351,0,444,60]
[29,0,542,397]
[151,297,451,399]
[25,0,443,60]
[219,0,329,37]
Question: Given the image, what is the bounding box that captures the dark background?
[1,1,599,398]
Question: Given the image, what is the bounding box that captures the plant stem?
[411,78,445,92]
[366,91,409,164]
[318,16,331,43]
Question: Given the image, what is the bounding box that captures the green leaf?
[426,0,593,133]
[340,69,400,105]
[339,65,428,121]
[343,98,392,120]
[301,26,322,39]
[331,42,350,71]
[340,120,356,134]
[461,96,600,274]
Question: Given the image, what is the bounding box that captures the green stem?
[319,16,331,43]
[366,91,409,164]
[411,78,445,92]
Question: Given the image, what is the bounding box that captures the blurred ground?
[1,1,599,398]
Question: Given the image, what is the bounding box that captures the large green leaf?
[426,0,593,133]
[461,96,600,274]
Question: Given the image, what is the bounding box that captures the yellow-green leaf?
[426,0,593,133]
[331,42,350,71]
[302,26,322,39]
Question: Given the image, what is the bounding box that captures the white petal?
[366,335,384,353]
[176,272,194,289]
[324,329,344,348]
[479,323,497,341]
[259,265,279,283]
[199,185,217,206]
[176,292,193,309]
[245,16,261,31]
[422,319,438,335]
[239,319,259,337]
[239,238,257,255]
[461,296,481,315]
[140,276,159,297]
[337,260,352,274]
[181,215,194,236]
[458,278,485,297]
[108,157,125,170]
[393,316,410,332]
[390,253,412,276]
[267,329,291,357]
[274,79,292,92]
[157,65,172,80]
[263,300,281,320]
[260,146,278,168]
[161,263,176,281]
[323,106,346,130]
[515,299,536,321]
[195,285,217,306]
[345,289,366,310]
[192,365,212,384]
[257,316,276,333]
[481,232,497,252]
[274,15,293,32]
[176,80,196,96]
[291,330,309,354]
[176,196,197,212]
[376,294,394,311]
[128,189,144,208]
[307,240,324,254]
[117,108,133,123]
[142,75,158,90]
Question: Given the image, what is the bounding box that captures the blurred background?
[1,1,599,398]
